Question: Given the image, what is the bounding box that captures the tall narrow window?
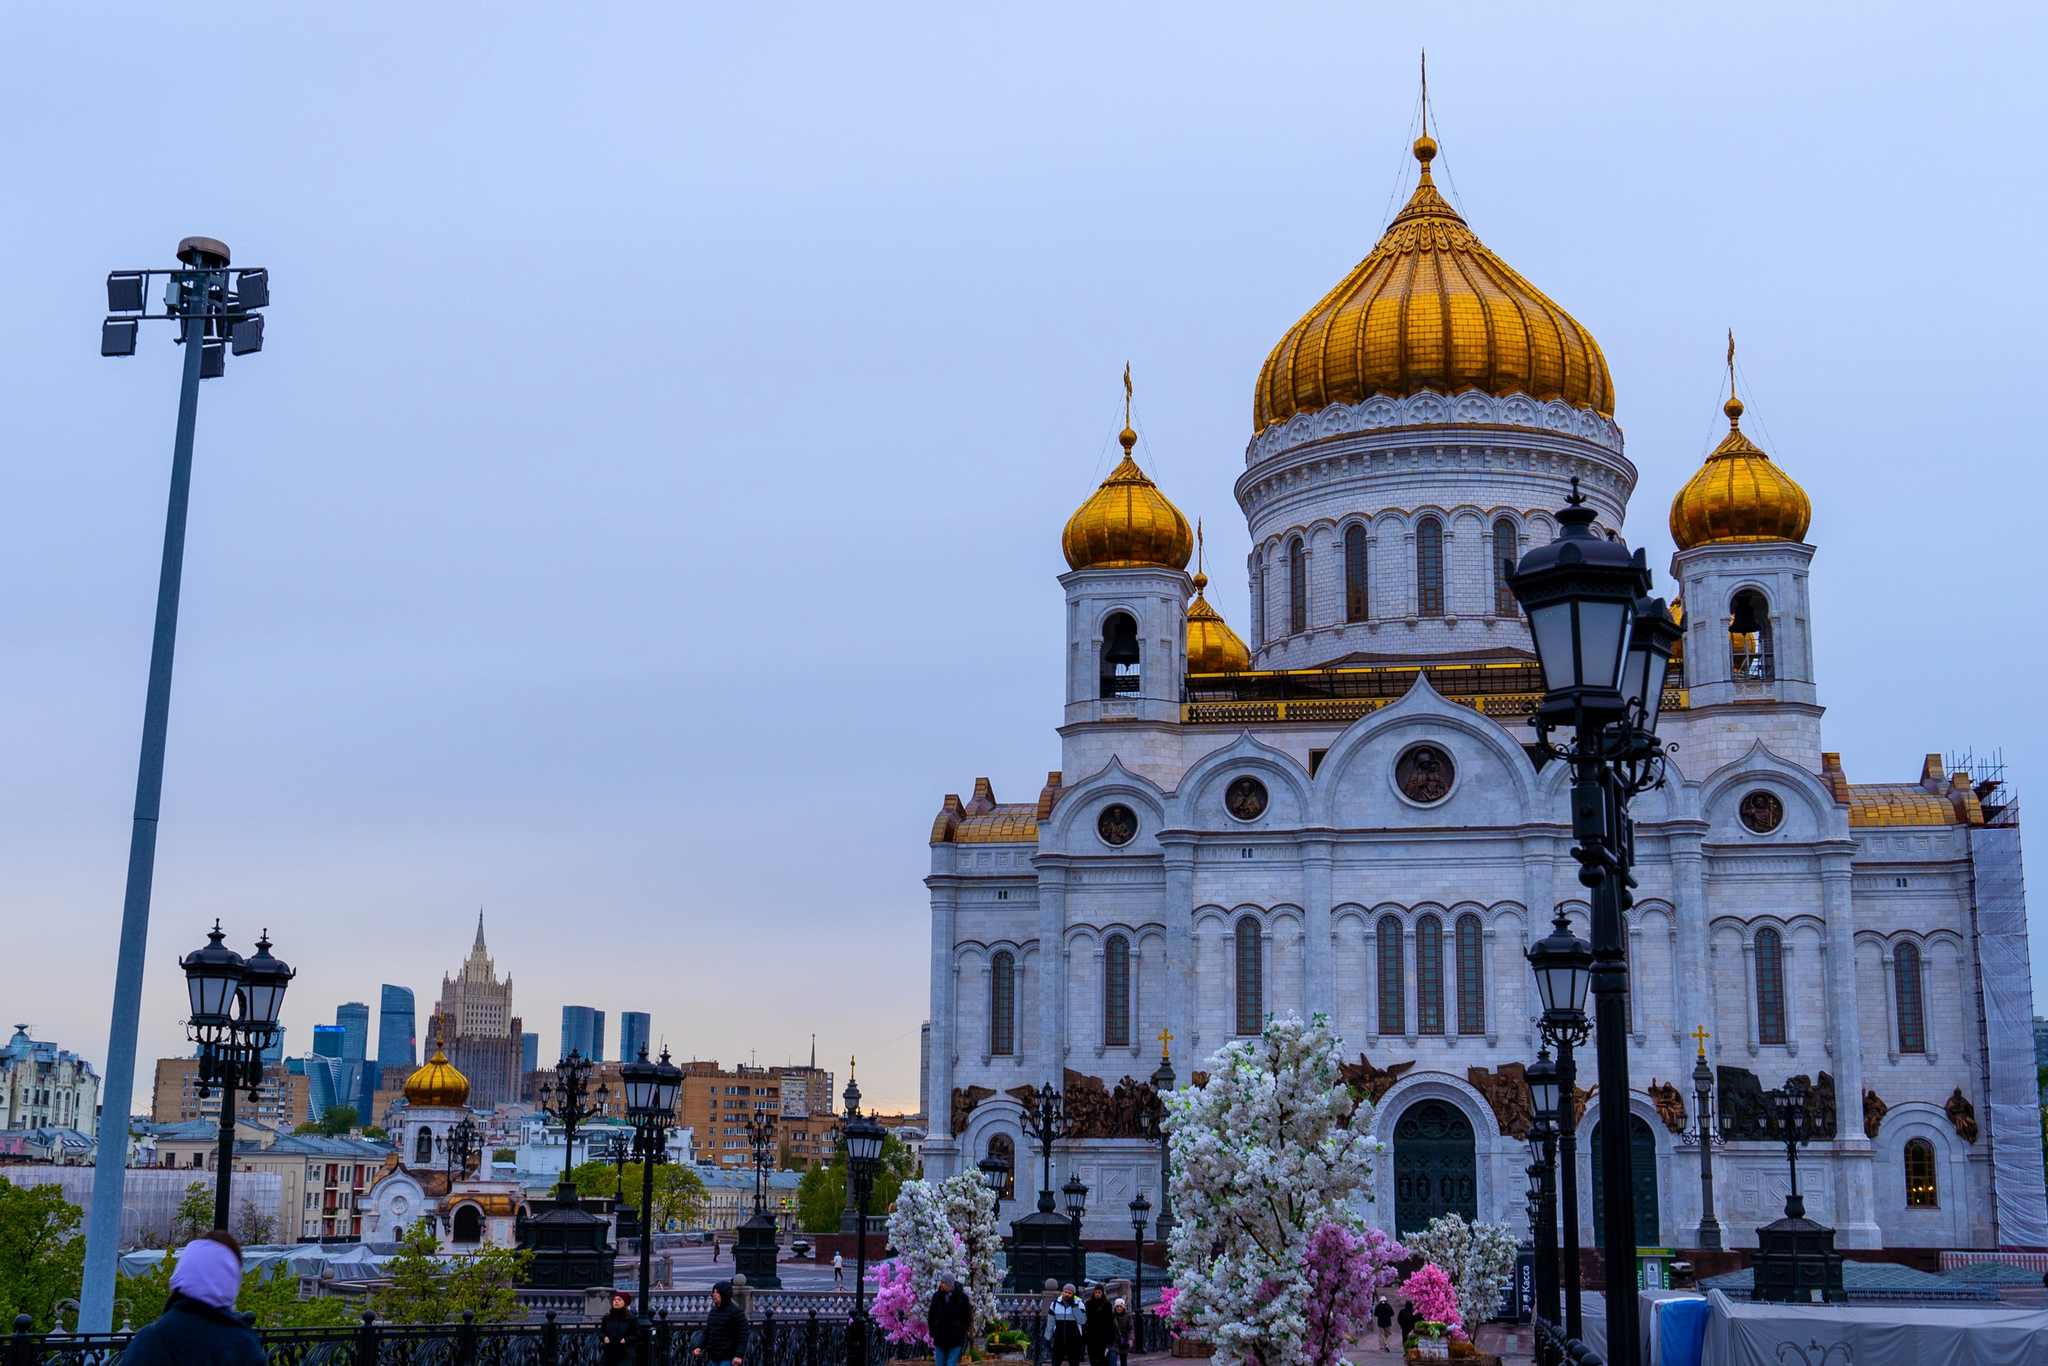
[1416,518,1445,616]
[1455,913,1485,1035]
[990,951,1016,1056]
[1104,934,1132,1048]
[1288,538,1307,634]
[1755,928,1787,1046]
[1904,1138,1938,1207]
[415,1128,433,1166]
[1344,524,1369,622]
[1417,914,1445,1035]
[1234,917,1263,1035]
[1730,588,1775,681]
[1493,518,1519,616]
[1376,915,1405,1036]
[1895,942,1926,1054]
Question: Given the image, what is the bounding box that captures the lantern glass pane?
[1528,602,1577,691]
[1530,1077,1559,1116]
[1642,650,1671,731]
[242,979,284,1026]
[1620,644,1652,717]
[1576,600,1631,691]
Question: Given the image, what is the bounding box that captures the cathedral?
[920,129,2047,1253]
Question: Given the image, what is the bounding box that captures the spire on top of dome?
[1186,520,1250,673]
[1669,332,1812,550]
[1062,366,1194,571]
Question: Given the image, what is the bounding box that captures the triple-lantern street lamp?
[539,1051,609,1200]
[443,1116,483,1181]
[620,1043,683,1361]
[1511,477,1681,1366]
[842,1077,888,1366]
[177,923,294,1232]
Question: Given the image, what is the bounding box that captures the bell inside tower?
[1100,612,1141,698]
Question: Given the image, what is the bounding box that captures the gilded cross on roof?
[1692,1025,1710,1057]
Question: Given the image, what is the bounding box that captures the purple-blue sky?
[1,5,2041,1115]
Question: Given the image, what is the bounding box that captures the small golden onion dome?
[1668,394,1812,550]
[1061,427,1194,571]
[1186,573,1250,672]
[1254,135,1614,433]
[404,1038,470,1109]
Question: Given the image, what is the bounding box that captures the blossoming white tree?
[1403,1213,1519,1330]
[884,1171,1003,1336]
[1165,1013,1382,1366]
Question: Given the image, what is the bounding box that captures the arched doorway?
[1393,1100,1477,1236]
[452,1204,483,1244]
[1590,1114,1660,1247]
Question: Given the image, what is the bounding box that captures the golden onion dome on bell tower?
[403,1035,471,1109]
[1186,573,1250,672]
[1253,132,1614,433]
[1669,344,1811,550]
[1062,371,1194,571]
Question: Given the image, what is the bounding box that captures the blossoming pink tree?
[871,1258,931,1350]
[1398,1263,1462,1340]
[1301,1221,1409,1366]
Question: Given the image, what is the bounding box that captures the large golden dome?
[1669,394,1811,550]
[1186,574,1250,672]
[1253,136,1614,433]
[404,1038,470,1109]
[1062,426,1194,571]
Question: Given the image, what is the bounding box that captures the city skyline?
[1,6,2041,1122]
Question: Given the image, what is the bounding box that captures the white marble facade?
[924,393,2047,1254]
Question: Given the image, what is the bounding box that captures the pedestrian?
[694,1281,747,1366]
[1396,1300,1417,1344]
[1373,1297,1394,1353]
[1047,1283,1085,1366]
[1111,1296,1133,1366]
[119,1229,265,1366]
[712,1232,721,1261]
[833,1250,845,1286]
[928,1272,974,1366]
[1083,1285,1117,1366]
[599,1291,638,1365]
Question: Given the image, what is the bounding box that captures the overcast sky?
[2,4,2042,1116]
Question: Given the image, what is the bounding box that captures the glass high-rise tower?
[377,985,417,1069]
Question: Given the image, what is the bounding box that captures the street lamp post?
[1526,910,1593,1342]
[179,924,293,1231]
[1681,1028,1724,1251]
[1062,1173,1091,1289]
[1525,1053,1561,1366]
[1149,1030,1175,1242]
[843,1083,887,1366]
[734,1109,783,1288]
[1128,1193,1150,1321]
[539,1051,610,1202]
[1509,479,1682,1366]
[622,1044,683,1364]
[444,1116,482,1181]
[81,242,269,1333]
[1006,1081,1079,1290]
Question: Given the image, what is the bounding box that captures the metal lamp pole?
[1149,1030,1175,1242]
[623,1045,682,1366]
[178,924,292,1231]
[80,240,268,1333]
[1128,1193,1149,1320]
[539,1051,609,1201]
[1685,1028,1724,1250]
[843,1084,887,1366]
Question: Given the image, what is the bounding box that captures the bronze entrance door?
[1590,1113,1661,1247]
[1393,1099,1478,1237]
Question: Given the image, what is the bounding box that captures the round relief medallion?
[1224,776,1269,821]
[1739,790,1785,833]
[1097,803,1138,846]
[1395,744,1455,804]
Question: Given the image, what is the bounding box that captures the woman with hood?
[599,1290,639,1365]
[120,1230,264,1366]
[695,1279,748,1366]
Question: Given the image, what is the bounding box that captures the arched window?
[1416,518,1445,616]
[1234,917,1263,1036]
[1344,524,1369,622]
[415,1127,433,1166]
[1417,914,1445,1035]
[1730,588,1774,681]
[1493,518,1519,616]
[1288,538,1308,634]
[990,951,1016,1056]
[1100,612,1141,698]
[452,1204,482,1244]
[1904,1138,1938,1207]
[1103,934,1131,1048]
[1755,928,1787,1046]
[1895,942,1926,1054]
[1455,913,1485,1035]
[985,1134,1015,1199]
[1376,915,1405,1036]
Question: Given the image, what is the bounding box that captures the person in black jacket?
[121,1230,265,1366]
[1372,1297,1395,1353]
[599,1291,639,1365]
[696,1280,748,1366]
[1396,1300,1417,1344]
[1082,1286,1117,1366]
[928,1273,974,1366]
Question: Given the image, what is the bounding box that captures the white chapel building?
[919,131,2047,1254]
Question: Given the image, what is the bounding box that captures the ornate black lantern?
[1527,911,1594,1027]
[1505,481,1644,722]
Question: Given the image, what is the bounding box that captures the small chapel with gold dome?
[361,1038,531,1250]
[921,129,2045,1254]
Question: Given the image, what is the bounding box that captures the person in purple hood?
[122,1229,266,1366]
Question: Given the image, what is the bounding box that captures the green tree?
[234,1263,359,1328]
[796,1135,916,1232]
[566,1159,705,1230]
[493,1148,516,1164]
[316,1105,360,1136]
[0,1182,85,1329]
[232,1202,276,1248]
[370,1221,531,1324]
[172,1182,214,1246]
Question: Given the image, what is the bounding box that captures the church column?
[1161,837,1197,1076]
[1819,843,1879,1246]
[1668,829,1709,1054]
[929,880,959,1140]
[1303,833,1335,1020]
[1038,865,1068,1086]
